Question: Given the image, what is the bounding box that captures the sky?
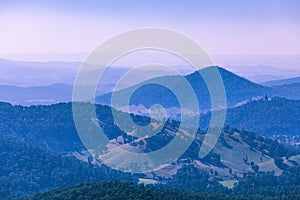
[0,0,300,67]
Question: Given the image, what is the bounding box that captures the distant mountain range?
[0,65,300,109]
[0,59,81,86]
[0,83,73,105]
[2,58,299,85]
[225,65,300,82]
[0,59,188,87]
[271,83,300,100]
[262,76,300,86]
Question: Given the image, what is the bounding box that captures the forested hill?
[225,97,300,136]
[0,137,136,199]
[1,97,299,156]
[199,97,300,137]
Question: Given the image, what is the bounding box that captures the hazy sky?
[0,0,300,66]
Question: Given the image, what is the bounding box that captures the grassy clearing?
[219,180,238,189]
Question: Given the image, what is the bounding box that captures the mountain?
[96,67,276,112]
[0,59,186,105]
[262,76,300,86]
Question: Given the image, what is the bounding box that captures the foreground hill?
[22,176,300,200]
[21,181,231,200]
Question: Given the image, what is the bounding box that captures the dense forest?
[0,137,137,199]
[20,181,233,200]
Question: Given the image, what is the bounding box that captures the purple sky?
[0,0,299,68]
